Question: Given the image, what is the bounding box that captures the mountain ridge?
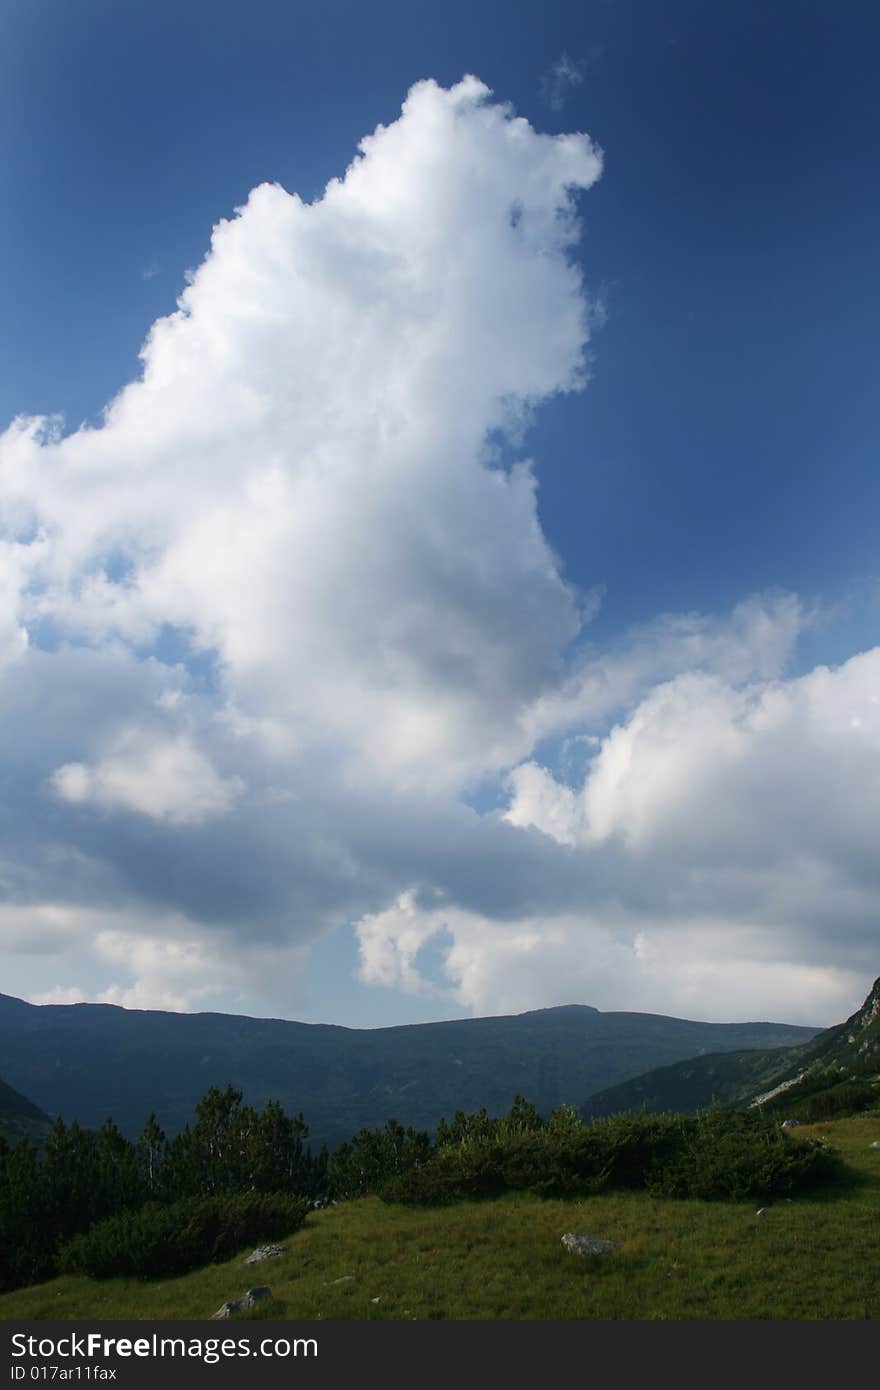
[0,991,818,1149]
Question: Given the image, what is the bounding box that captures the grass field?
[2,1113,878,1321]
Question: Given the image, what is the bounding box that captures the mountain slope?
[0,994,818,1149]
[581,975,880,1121]
[748,972,880,1118]
[581,1043,809,1120]
[0,1076,52,1147]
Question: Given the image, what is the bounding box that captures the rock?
[212,1286,273,1319]
[561,1232,619,1256]
[324,1274,355,1286]
[243,1244,286,1265]
[870,1141,880,1149]
[370,1297,381,1304]
[780,1119,803,1129]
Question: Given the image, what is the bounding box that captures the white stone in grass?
[561,1233,619,1256]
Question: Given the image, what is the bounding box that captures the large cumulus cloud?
[0,77,875,1025]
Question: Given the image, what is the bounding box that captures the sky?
[1,0,878,1030]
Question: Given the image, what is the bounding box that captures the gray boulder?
[212,1286,273,1319]
[561,1233,619,1256]
[243,1244,286,1265]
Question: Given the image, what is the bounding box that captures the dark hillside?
[0,1076,52,1147]
[0,992,817,1149]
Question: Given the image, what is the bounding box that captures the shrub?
[586,1113,686,1189]
[59,1192,309,1279]
[380,1105,840,1207]
[497,1130,610,1197]
[0,1139,55,1292]
[381,1143,507,1205]
[327,1120,432,1200]
[646,1111,840,1200]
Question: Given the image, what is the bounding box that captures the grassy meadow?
[1,1113,877,1322]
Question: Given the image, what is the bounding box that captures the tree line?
[0,1084,326,1291]
[0,1085,842,1293]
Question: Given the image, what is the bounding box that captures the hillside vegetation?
[1,1113,877,1321]
[0,1086,327,1293]
[1,1086,835,1295]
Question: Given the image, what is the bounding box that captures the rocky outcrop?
[212,1286,273,1319]
[243,1244,286,1265]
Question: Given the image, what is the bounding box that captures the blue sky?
[1,1,878,1028]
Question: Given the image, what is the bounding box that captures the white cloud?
[355,890,445,996]
[355,894,868,1026]
[542,54,585,112]
[29,985,89,1006]
[358,633,880,1027]
[486,646,880,1021]
[1,77,602,794]
[519,590,807,749]
[51,731,243,825]
[0,76,609,1014]
[504,761,580,845]
[569,645,880,862]
[0,540,32,664]
[3,900,312,1015]
[0,76,876,1028]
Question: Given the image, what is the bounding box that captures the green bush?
[498,1130,609,1197]
[646,1112,839,1199]
[0,1139,55,1292]
[381,1106,840,1207]
[328,1119,432,1200]
[381,1143,507,1205]
[59,1192,310,1279]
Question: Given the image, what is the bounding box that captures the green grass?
[2,1114,878,1322]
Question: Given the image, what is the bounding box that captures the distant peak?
[518,1003,599,1017]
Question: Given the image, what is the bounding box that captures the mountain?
[582,975,880,1121]
[746,972,880,1118]
[0,1076,52,1147]
[0,992,818,1149]
[581,1044,808,1120]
